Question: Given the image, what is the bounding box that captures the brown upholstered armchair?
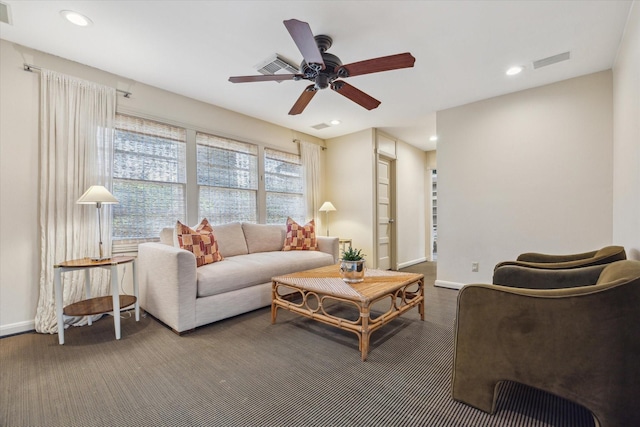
[494,245,626,271]
[452,260,640,427]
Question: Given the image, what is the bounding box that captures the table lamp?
[319,201,336,236]
[77,185,119,261]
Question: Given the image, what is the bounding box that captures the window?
[112,115,186,242]
[264,148,305,224]
[197,132,258,224]
[110,114,311,246]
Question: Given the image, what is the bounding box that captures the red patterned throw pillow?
[175,218,223,267]
[283,217,317,251]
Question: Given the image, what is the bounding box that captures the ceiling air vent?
[311,123,331,130]
[255,54,299,83]
[0,2,12,25]
[533,51,571,69]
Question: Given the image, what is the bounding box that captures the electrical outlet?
[472,262,479,272]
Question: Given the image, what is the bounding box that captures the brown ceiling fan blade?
[338,53,416,78]
[229,74,301,83]
[283,19,325,69]
[331,81,381,110]
[289,85,318,115]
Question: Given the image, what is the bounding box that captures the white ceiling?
[0,1,633,151]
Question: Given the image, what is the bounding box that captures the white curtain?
[300,141,322,223]
[35,69,116,333]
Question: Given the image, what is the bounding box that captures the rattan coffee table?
[271,264,424,361]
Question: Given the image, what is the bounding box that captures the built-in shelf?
[432,170,437,258]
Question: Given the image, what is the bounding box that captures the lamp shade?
[76,185,119,204]
[319,201,336,212]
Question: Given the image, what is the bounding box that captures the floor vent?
[533,51,570,69]
[0,2,11,25]
[255,54,299,82]
[311,123,331,130]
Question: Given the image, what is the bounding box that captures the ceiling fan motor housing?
[300,51,342,90]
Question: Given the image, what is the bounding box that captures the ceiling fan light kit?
[229,19,415,115]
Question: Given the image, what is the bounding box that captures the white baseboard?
[397,257,428,269]
[1,319,35,337]
[435,280,465,290]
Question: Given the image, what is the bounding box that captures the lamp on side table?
[77,185,119,261]
[319,201,336,236]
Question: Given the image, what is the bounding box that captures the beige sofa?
[138,222,339,333]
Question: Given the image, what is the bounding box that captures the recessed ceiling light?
[506,66,523,76]
[330,119,341,125]
[60,10,92,27]
[429,135,438,142]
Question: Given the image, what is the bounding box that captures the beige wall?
[396,140,428,267]
[324,129,377,263]
[613,1,640,260]
[436,71,615,287]
[324,129,429,269]
[0,40,323,335]
[425,150,437,170]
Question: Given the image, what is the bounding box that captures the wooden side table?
[339,238,352,254]
[54,256,139,345]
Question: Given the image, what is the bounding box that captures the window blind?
[264,148,305,224]
[196,132,258,224]
[112,114,186,242]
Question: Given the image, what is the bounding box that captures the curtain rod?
[293,139,326,150]
[23,63,132,98]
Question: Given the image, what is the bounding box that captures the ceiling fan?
[228,19,416,115]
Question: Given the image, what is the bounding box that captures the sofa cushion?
[242,223,285,253]
[283,217,317,251]
[175,219,223,267]
[211,222,249,257]
[196,250,334,297]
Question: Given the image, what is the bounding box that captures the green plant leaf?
[341,247,365,261]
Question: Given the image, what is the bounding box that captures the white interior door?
[377,157,395,270]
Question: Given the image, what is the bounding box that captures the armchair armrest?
[495,258,598,270]
[138,242,197,333]
[501,246,626,270]
[492,263,606,288]
[516,250,597,263]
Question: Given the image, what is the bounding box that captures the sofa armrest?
[138,242,197,333]
[317,236,339,263]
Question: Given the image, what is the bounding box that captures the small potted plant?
[340,247,366,283]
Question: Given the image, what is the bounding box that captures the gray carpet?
[1,262,595,427]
